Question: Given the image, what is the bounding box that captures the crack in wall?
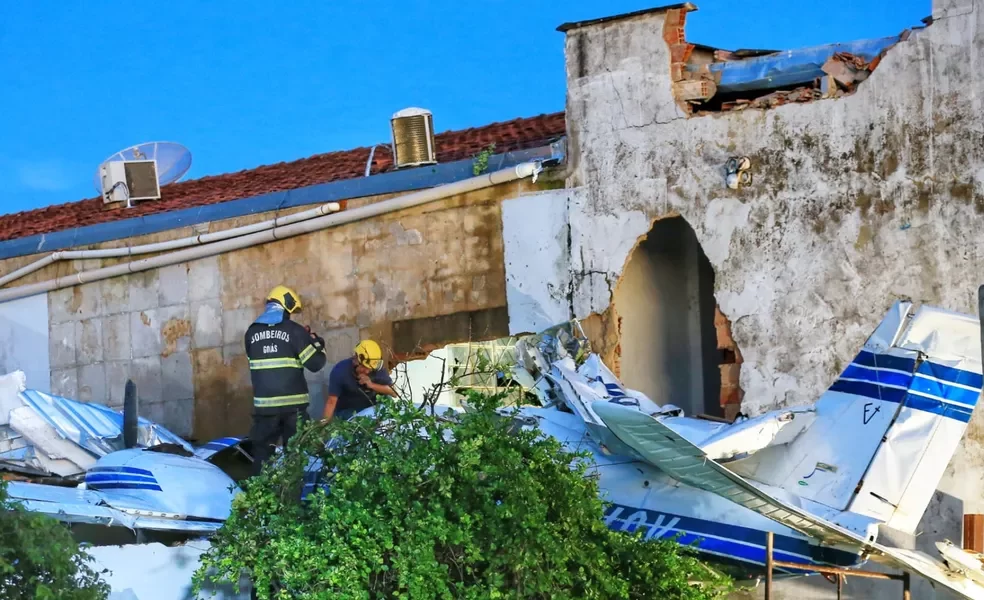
[606,68,686,131]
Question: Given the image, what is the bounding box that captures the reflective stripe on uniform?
[249,357,302,370]
[298,344,317,364]
[253,393,310,408]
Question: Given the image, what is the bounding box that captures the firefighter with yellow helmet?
[322,338,396,422]
[244,285,327,475]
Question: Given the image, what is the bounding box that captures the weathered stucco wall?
[565,1,984,418]
[551,0,983,597]
[0,178,549,440]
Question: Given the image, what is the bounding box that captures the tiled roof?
[0,112,566,243]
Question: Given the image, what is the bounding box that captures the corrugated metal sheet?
[18,389,192,457]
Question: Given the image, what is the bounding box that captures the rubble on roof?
[665,1,926,114]
[690,35,900,96]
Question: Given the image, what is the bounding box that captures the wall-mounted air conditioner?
[100,160,161,204]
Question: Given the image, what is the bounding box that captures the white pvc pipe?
[0,201,344,288]
[0,161,542,304]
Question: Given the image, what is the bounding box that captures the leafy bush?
[194,393,733,599]
[0,479,110,600]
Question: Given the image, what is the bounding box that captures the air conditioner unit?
[100,160,161,204]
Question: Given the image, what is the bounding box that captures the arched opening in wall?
[613,217,741,420]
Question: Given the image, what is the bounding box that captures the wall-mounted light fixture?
[726,157,752,189]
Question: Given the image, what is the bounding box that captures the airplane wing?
[591,401,984,600]
[5,481,223,535]
[590,401,871,547]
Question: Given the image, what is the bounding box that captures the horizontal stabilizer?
[592,401,984,600]
[5,481,223,535]
[591,401,874,546]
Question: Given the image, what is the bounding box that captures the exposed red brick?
[721,389,741,407]
[720,361,740,385]
[663,27,686,45]
[663,8,684,28]
[670,43,694,64]
[0,112,567,244]
[721,383,745,408]
[715,306,736,351]
[965,515,984,553]
[716,307,743,409]
[670,63,685,82]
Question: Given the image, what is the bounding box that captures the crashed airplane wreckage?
[0,375,253,544]
[5,291,984,598]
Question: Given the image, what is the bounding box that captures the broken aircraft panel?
[0,371,194,480]
[0,370,249,545]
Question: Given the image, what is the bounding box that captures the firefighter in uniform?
[244,285,327,476]
[322,340,396,422]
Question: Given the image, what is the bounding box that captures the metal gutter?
[0,141,565,262]
[0,160,556,304]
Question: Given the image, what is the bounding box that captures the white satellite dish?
[93,141,192,205]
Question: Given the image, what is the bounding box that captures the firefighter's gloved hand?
[303,325,325,350]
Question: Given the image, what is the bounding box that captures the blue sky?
[0,0,930,215]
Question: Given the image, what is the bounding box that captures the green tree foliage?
[0,479,110,600]
[194,393,733,599]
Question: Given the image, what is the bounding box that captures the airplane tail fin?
[846,297,982,533]
[734,295,982,535]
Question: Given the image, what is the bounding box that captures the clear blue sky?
[0,0,930,215]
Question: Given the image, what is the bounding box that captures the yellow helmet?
[266,285,302,314]
[354,340,383,371]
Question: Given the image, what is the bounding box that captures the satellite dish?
[92,141,192,195]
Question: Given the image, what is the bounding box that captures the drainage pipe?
[0,201,343,288]
[0,161,543,304]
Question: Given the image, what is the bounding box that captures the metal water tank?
[390,107,437,168]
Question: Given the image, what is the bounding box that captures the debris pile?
[674,27,922,114]
[0,370,249,484]
[719,87,822,112]
[714,52,879,112]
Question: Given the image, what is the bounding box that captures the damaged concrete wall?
[0,292,49,393]
[551,0,984,597]
[502,189,572,334]
[0,178,548,441]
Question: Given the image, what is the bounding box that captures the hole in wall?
[612,216,742,420]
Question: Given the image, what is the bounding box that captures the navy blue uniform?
[328,357,394,418]
[245,302,326,475]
